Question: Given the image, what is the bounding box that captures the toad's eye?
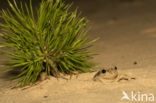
[101,69,106,73]
[114,66,117,70]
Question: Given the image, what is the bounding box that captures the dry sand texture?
[0,0,156,103]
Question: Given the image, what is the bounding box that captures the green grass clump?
[0,0,97,86]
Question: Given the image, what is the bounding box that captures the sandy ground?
[0,0,156,103]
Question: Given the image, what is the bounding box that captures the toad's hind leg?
[116,74,135,82]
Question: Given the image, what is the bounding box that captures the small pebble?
[133,61,137,65]
[44,96,48,98]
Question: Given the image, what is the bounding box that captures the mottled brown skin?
[93,66,135,83]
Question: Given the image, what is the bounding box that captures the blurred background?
[1,0,156,68]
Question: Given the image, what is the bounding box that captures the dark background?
[1,0,156,67]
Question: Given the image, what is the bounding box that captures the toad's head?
[94,66,118,80]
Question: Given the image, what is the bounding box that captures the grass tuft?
[0,0,97,86]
